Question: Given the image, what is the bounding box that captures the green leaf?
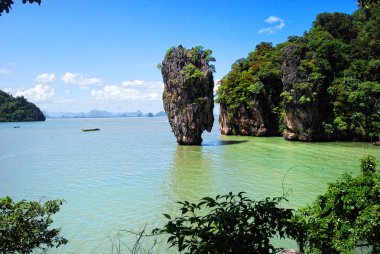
[163,213,171,220]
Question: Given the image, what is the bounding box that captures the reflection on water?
[166,145,213,202]
[202,139,248,146]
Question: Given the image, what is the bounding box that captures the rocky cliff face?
[216,42,283,137]
[282,44,329,141]
[217,6,380,142]
[161,45,214,145]
[219,98,276,136]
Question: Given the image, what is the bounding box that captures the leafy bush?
[155,192,293,254]
[0,197,67,254]
[293,155,380,254]
[182,63,205,82]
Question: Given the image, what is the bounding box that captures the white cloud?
[91,85,160,101]
[265,16,281,23]
[61,72,101,86]
[122,80,145,87]
[36,73,56,83]
[122,80,163,92]
[15,84,55,102]
[3,88,14,93]
[0,68,10,75]
[55,98,74,104]
[259,15,285,35]
[91,80,163,102]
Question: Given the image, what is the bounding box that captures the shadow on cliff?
[202,140,248,146]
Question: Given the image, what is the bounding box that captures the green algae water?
[1,117,379,253]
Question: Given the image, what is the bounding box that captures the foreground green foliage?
[0,0,41,16]
[0,197,67,254]
[293,155,380,253]
[155,192,293,254]
[0,90,46,122]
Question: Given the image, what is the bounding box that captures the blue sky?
[0,0,358,113]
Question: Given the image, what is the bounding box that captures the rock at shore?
[219,102,272,136]
[161,45,215,145]
[216,42,283,137]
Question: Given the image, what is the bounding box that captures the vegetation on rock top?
[217,3,380,141]
[0,90,46,122]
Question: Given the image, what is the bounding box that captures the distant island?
[45,110,166,119]
[0,90,46,122]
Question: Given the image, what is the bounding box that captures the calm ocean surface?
[1,117,379,253]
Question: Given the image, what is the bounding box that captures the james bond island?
[160,45,215,145]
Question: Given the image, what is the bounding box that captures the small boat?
[81,128,100,132]
[13,126,20,128]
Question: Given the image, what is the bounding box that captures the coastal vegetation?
[217,2,380,141]
[0,90,46,122]
[290,155,380,254]
[0,197,67,253]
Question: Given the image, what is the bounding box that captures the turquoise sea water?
[1,117,379,253]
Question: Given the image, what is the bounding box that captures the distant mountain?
[0,90,46,122]
[45,110,166,119]
[154,111,166,117]
[86,110,113,118]
[114,110,144,117]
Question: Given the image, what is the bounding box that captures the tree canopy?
[217,3,380,141]
[0,90,46,122]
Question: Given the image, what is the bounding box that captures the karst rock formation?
[161,45,215,145]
